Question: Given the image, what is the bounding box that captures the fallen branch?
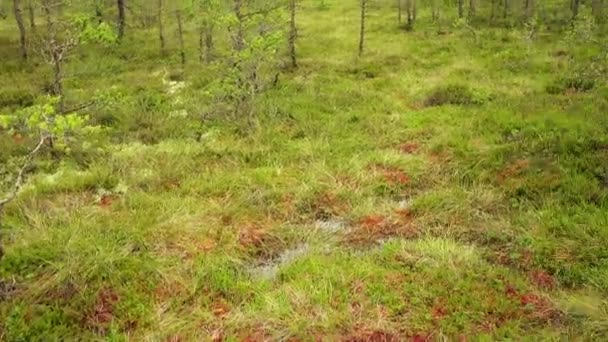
[0,134,48,211]
[60,101,95,115]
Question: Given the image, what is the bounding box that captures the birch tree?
[288,0,297,68]
[359,0,366,56]
[158,0,165,51]
[117,0,125,39]
[13,0,27,60]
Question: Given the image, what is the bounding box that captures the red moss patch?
[381,167,411,185]
[212,301,231,319]
[98,194,116,208]
[492,248,534,270]
[385,272,408,287]
[277,193,297,218]
[343,214,417,246]
[85,288,120,333]
[427,149,453,165]
[504,284,562,323]
[238,225,268,249]
[361,215,387,229]
[309,192,349,219]
[476,282,563,333]
[154,281,187,302]
[431,303,448,320]
[519,293,561,321]
[394,208,414,222]
[197,238,217,253]
[410,334,431,342]
[369,164,411,186]
[529,270,556,290]
[237,220,284,258]
[344,329,400,342]
[12,133,24,143]
[399,143,420,154]
[239,327,272,342]
[505,284,518,298]
[497,159,530,183]
[212,329,224,342]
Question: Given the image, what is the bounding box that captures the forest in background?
[0,0,608,340]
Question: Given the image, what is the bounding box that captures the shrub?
[424,84,483,107]
[0,89,35,109]
[546,76,595,95]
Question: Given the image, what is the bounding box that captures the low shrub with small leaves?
[546,76,596,94]
[424,84,484,107]
[0,88,35,109]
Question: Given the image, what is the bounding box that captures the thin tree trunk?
[592,0,603,21]
[199,25,215,63]
[27,0,34,32]
[524,0,533,20]
[503,0,509,19]
[117,0,125,40]
[0,215,4,262]
[95,0,103,23]
[397,0,402,24]
[199,27,204,63]
[176,10,185,66]
[232,0,245,52]
[358,0,366,57]
[406,0,412,27]
[52,51,64,112]
[572,0,580,19]
[204,24,214,62]
[158,0,165,51]
[412,0,417,22]
[13,0,27,60]
[43,0,51,31]
[288,0,297,68]
[458,0,464,18]
[469,0,476,19]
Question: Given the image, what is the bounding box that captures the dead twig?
[0,134,48,211]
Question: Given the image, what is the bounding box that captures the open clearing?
[1,0,608,340]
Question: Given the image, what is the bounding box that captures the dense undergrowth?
[1,0,608,340]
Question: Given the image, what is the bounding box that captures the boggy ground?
[1,0,608,340]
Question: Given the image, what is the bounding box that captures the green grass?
[1,0,608,340]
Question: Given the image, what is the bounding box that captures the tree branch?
[60,101,95,115]
[241,4,284,19]
[0,134,47,211]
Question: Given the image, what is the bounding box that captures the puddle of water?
[249,244,310,280]
[397,198,413,210]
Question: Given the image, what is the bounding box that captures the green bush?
[0,89,35,108]
[424,84,483,107]
[546,76,596,94]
